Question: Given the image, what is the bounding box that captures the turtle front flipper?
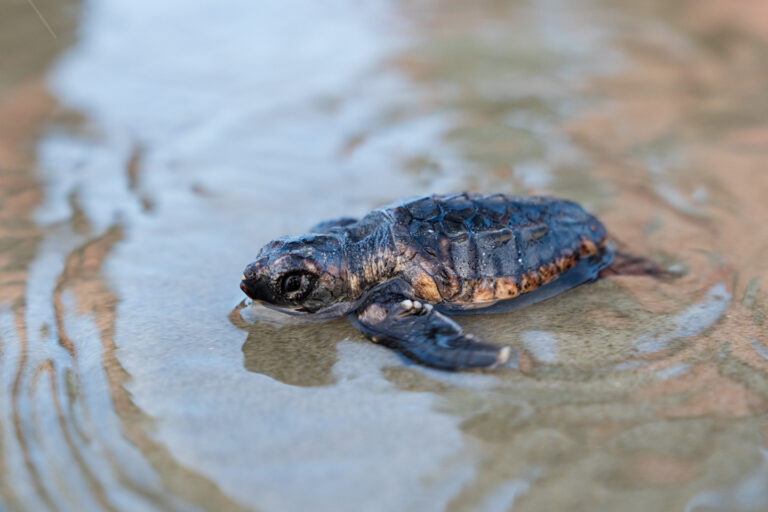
[350,280,511,370]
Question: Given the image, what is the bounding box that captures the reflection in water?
[240,322,345,387]
[1,0,768,510]
[230,301,357,387]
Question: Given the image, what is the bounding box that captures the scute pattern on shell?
[386,193,607,304]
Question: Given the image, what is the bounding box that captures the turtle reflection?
[230,301,358,386]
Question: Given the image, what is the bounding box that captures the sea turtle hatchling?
[240,193,635,370]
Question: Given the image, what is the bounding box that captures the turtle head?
[240,234,345,314]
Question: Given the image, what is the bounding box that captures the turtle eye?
[283,274,303,293]
[280,272,314,301]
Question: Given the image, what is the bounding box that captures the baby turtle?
[240,193,616,370]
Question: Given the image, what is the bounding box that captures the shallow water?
[1,0,768,510]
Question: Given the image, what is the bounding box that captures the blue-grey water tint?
[2,0,768,510]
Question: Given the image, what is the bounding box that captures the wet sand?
[1,0,767,510]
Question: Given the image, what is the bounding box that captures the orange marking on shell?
[538,262,559,285]
[520,271,541,293]
[494,277,520,299]
[458,278,477,302]
[435,267,461,299]
[472,278,495,302]
[578,239,597,258]
[413,272,441,302]
[556,250,577,272]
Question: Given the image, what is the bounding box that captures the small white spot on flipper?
[359,303,388,323]
[489,346,512,369]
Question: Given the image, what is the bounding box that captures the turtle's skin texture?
[241,193,613,370]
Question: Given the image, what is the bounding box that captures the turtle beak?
[240,273,276,304]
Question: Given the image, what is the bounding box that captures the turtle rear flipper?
[351,281,511,370]
[599,250,681,279]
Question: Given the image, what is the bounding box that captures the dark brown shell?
[380,193,609,305]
